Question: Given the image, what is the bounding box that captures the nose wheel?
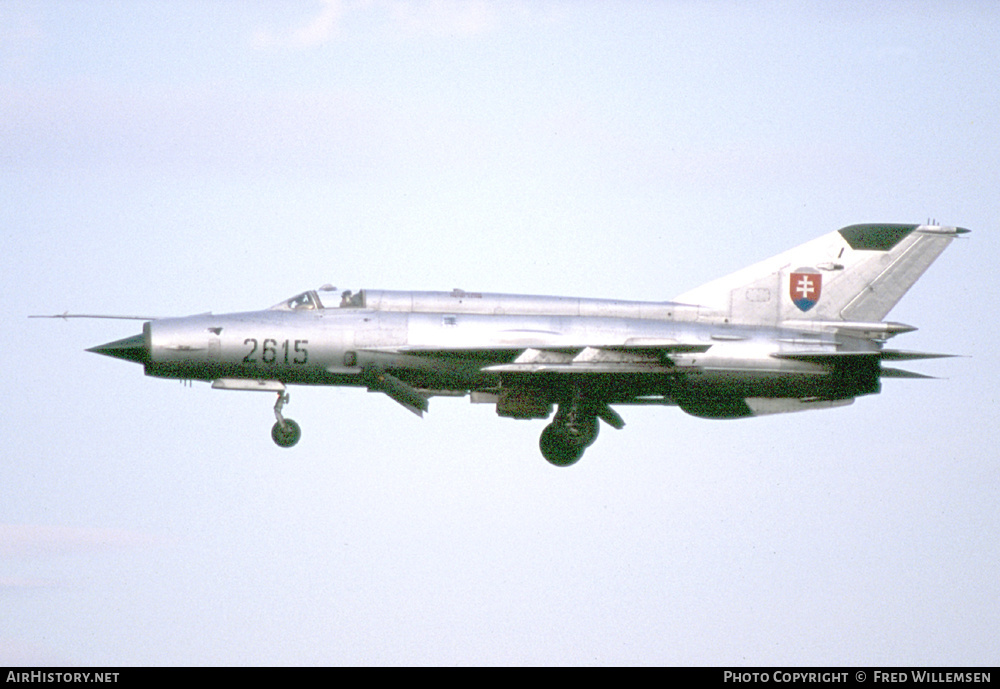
[271,392,301,448]
[272,419,301,447]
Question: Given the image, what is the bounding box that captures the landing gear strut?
[539,402,600,467]
[271,391,301,448]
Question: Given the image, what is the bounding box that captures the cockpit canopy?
[270,286,365,311]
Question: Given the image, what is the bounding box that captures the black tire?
[271,419,302,448]
[539,424,585,467]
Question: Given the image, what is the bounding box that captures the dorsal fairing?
[271,287,693,318]
[361,289,693,319]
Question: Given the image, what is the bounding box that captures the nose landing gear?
[271,391,301,448]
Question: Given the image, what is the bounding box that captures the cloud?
[3,80,387,177]
[0,637,64,666]
[252,0,500,49]
[0,576,59,590]
[0,3,43,73]
[0,524,160,557]
[388,0,494,38]
[253,0,347,49]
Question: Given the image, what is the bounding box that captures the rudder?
[674,223,968,326]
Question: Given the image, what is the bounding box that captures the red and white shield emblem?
[790,269,822,312]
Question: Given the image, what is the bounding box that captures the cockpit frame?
[270,288,365,312]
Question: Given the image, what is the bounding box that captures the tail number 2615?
[243,338,309,365]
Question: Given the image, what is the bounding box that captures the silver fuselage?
[74,223,966,460]
[141,289,877,405]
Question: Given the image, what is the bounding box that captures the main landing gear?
[539,400,624,467]
[271,391,301,448]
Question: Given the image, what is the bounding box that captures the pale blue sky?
[2,1,997,665]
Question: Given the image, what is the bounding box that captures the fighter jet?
[51,223,967,466]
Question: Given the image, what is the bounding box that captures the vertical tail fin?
[674,224,969,327]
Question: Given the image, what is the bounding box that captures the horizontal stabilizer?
[880,367,938,380]
[781,320,917,337]
[771,351,879,363]
[880,350,956,361]
[774,350,956,365]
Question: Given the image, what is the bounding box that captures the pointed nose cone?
[87,333,150,364]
